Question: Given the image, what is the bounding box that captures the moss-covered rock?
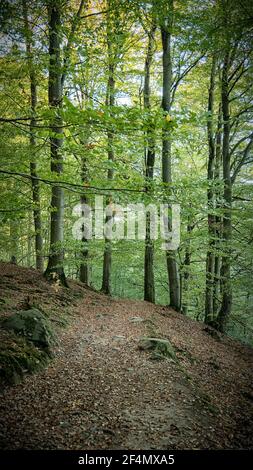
[139,337,177,361]
[0,330,50,385]
[1,308,56,349]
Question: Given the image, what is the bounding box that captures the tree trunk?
[22,0,44,271]
[144,23,156,303]
[161,0,180,311]
[213,104,222,317]
[10,217,18,264]
[101,49,115,295]
[182,219,194,315]
[27,212,32,267]
[79,155,89,285]
[44,1,67,286]
[217,49,232,332]
[205,56,216,324]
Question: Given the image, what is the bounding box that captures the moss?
[139,337,177,361]
[0,330,51,385]
[31,303,71,328]
[1,308,56,348]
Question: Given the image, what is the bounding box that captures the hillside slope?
[0,262,252,450]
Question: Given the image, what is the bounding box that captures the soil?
[0,261,252,450]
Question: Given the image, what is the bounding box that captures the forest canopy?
[0,0,252,344]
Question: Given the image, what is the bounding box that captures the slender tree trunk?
[22,0,43,271]
[44,1,67,286]
[213,104,222,316]
[29,78,44,271]
[79,155,89,285]
[27,212,32,266]
[182,219,194,315]
[205,56,216,324]
[10,217,18,264]
[217,49,232,332]
[78,70,91,285]
[144,23,156,303]
[161,0,180,311]
[101,52,115,294]
[30,161,44,271]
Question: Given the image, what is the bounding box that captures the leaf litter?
[0,261,252,450]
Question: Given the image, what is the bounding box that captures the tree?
[204,0,253,332]
[204,55,217,323]
[44,0,85,285]
[22,0,44,271]
[44,0,67,285]
[143,17,156,303]
[101,0,116,295]
[160,0,180,311]
[0,0,252,344]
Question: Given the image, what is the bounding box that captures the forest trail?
[0,262,253,450]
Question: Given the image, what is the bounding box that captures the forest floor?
[0,261,253,450]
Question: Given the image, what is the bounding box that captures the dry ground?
[0,261,252,449]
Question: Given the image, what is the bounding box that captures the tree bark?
[182,219,194,315]
[217,48,232,332]
[161,0,180,311]
[9,216,18,264]
[205,56,217,324]
[79,154,89,285]
[101,14,115,294]
[144,22,156,303]
[44,1,67,286]
[213,104,222,317]
[22,0,44,271]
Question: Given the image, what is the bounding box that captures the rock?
[129,316,144,323]
[2,308,55,349]
[112,335,125,341]
[0,330,51,385]
[139,337,177,361]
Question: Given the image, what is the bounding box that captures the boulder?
[139,337,177,361]
[2,308,55,349]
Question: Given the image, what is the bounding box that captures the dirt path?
[1,283,253,450]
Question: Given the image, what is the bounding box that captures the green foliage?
[0,0,252,344]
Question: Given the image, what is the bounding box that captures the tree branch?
[171,53,204,105]
[231,134,253,183]
[80,10,108,19]
[61,0,86,89]
[0,169,145,194]
[230,133,253,159]
[0,116,42,123]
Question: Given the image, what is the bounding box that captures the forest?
[0,0,253,340]
[0,0,253,457]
